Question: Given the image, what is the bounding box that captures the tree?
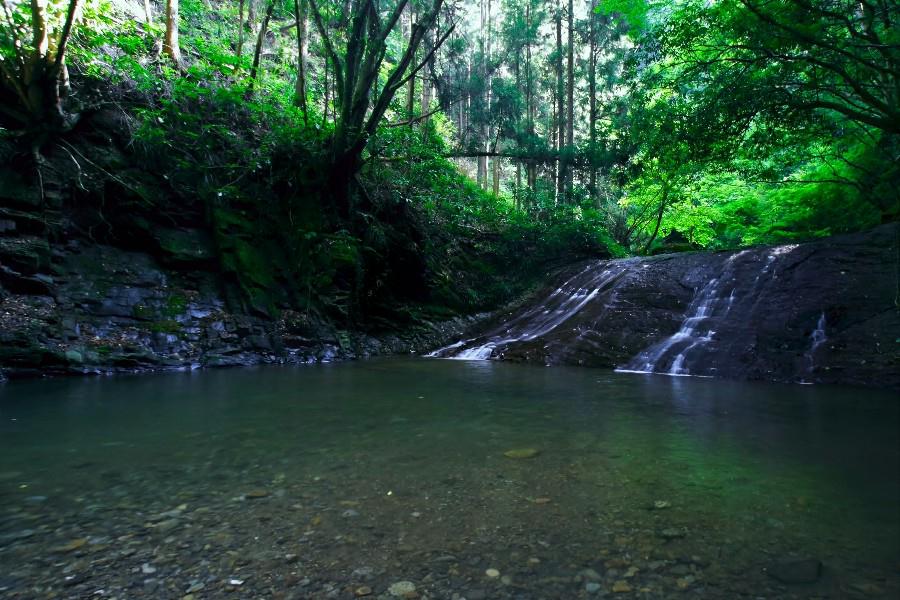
[308,0,454,215]
[564,0,573,201]
[0,0,82,143]
[293,0,309,115]
[246,0,275,94]
[648,0,899,140]
[163,0,183,68]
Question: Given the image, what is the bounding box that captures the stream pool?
[1,358,898,599]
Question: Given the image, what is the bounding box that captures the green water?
[1,358,898,599]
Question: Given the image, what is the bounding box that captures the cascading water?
[428,261,633,360]
[617,276,725,376]
[421,225,898,387]
[617,244,803,377]
[802,312,827,377]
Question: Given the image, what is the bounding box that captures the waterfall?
[617,277,724,376]
[809,312,827,353]
[801,312,827,379]
[428,261,632,360]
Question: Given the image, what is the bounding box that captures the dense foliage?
[1,0,896,323]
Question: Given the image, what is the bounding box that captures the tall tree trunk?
[492,154,500,196]
[565,0,574,201]
[555,9,563,203]
[525,2,535,190]
[246,0,275,95]
[588,0,597,204]
[163,0,182,68]
[237,0,245,62]
[406,6,416,120]
[514,47,521,207]
[477,0,488,189]
[293,0,308,116]
[421,23,433,120]
[143,0,153,24]
[323,53,329,124]
[487,0,498,193]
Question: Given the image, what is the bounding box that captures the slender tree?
[236,0,245,63]
[246,0,275,94]
[163,0,182,68]
[564,0,574,201]
[293,0,309,115]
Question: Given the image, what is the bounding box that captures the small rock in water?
[352,567,374,580]
[387,581,416,597]
[766,558,822,584]
[141,563,157,575]
[354,586,373,597]
[154,519,179,533]
[57,538,88,553]
[532,497,552,504]
[612,580,632,593]
[586,582,602,594]
[185,581,205,593]
[503,448,540,459]
[244,489,269,499]
[653,500,671,509]
[485,568,500,578]
[676,577,693,589]
[659,528,686,539]
[342,509,360,518]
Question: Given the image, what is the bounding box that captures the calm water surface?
[1,358,898,599]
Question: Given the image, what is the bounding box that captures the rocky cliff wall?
[0,238,479,381]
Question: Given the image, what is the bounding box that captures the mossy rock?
[0,236,51,274]
[163,294,188,318]
[154,228,216,265]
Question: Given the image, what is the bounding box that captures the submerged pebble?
[387,581,416,596]
[503,448,540,459]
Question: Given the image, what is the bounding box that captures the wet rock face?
[432,224,899,389]
[0,240,477,379]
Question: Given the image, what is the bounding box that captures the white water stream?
[429,261,632,360]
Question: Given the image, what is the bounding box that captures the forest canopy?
[1,0,897,254]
